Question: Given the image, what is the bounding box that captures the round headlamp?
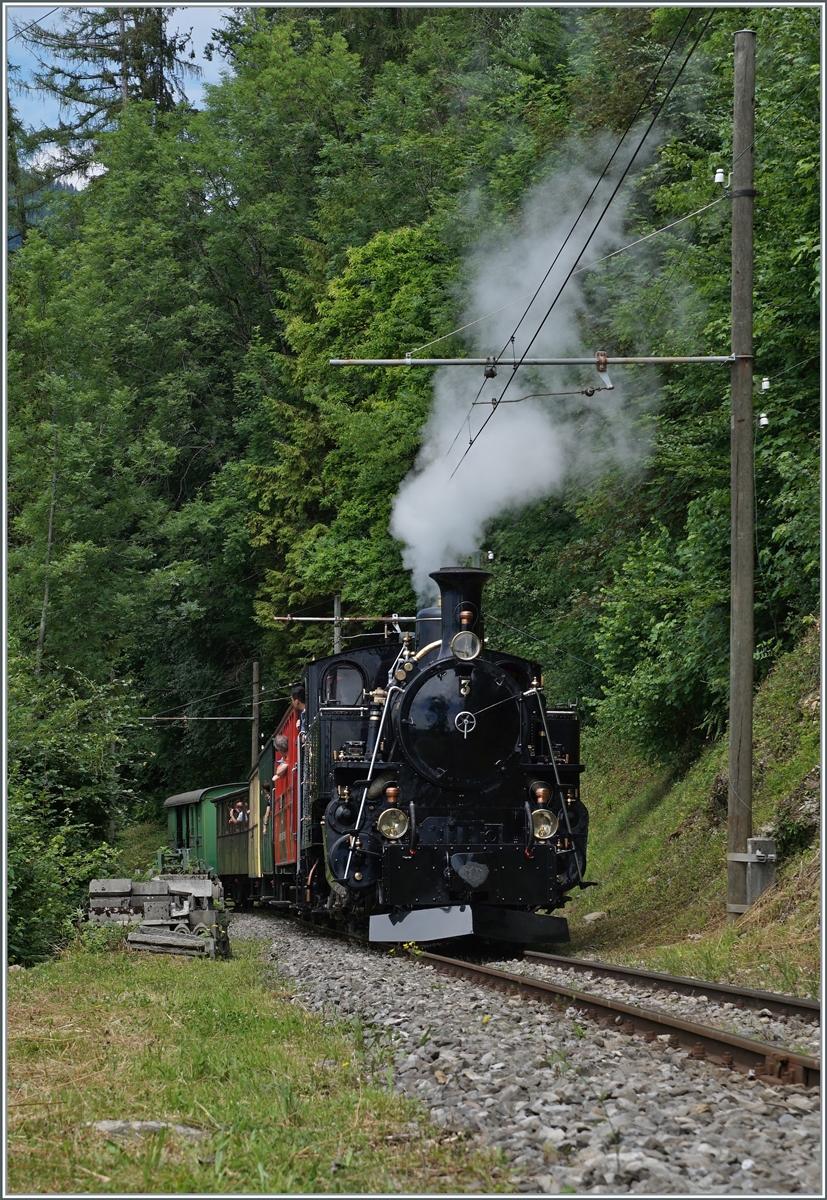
[451,631,481,661]
[532,809,559,841]
[377,807,410,840]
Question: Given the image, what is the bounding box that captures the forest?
[7,6,820,963]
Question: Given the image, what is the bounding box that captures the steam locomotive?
[164,568,590,944]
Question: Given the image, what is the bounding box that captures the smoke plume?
[391,149,651,600]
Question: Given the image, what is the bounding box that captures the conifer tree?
[11,6,200,176]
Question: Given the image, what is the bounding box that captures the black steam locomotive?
[299,567,589,944]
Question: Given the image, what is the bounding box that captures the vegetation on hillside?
[7,7,819,965]
[565,620,819,996]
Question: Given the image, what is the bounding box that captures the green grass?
[7,941,511,1194]
[114,819,168,876]
[564,620,820,997]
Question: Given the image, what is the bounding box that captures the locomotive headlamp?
[377,807,410,840]
[532,809,559,840]
[451,630,481,661]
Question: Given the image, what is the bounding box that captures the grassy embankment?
[114,819,168,875]
[8,819,510,1193]
[7,940,509,1195]
[563,620,820,997]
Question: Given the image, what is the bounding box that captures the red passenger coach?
[272,708,300,868]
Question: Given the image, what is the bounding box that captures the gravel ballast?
[484,957,821,1060]
[232,913,821,1195]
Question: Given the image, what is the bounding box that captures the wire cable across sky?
[447,7,717,480]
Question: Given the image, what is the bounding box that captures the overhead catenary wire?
[640,75,819,353]
[139,716,255,722]
[485,614,594,669]
[437,36,814,367]
[195,692,291,715]
[451,14,715,472]
[145,680,296,720]
[448,8,717,480]
[490,7,701,367]
[568,197,725,278]
[419,194,726,369]
[766,355,819,380]
[9,8,60,41]
[149,683,247,717]
[730,71,819,175]
[425,13,703,443]
[472,383,614,407]
[140,697,291,722]
[424,8,700,446]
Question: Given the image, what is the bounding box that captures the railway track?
[524,949,820,1023]
[252,908,820,1089]
[241,910,821,1194]
[414,950,820,1090]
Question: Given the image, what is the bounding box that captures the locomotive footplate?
[382,843,554,908]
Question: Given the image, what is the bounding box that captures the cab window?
[323,664,364,706]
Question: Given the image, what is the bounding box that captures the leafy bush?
[7,643,147,964]
[66,919,129,955]
[7,776,119,965]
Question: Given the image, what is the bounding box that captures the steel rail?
[416,951,819,1089]
[524,950,820,1023]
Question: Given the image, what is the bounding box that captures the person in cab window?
[291,685,306,737]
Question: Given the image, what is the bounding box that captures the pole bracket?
[727,188,759,198]
[727,851,776,863]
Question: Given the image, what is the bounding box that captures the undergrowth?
[564,620,820,997]
[114,819,168,876]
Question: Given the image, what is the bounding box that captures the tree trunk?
[119,8,129,107]
[35,423,58,673]
[7,98,28,246]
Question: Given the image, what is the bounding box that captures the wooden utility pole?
[727,30,756,919]
[333,594,342,654]
[251,661,260,768]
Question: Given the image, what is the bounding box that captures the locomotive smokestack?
[429,567,491,658]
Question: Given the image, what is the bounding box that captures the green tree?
[7,3,819,814]
[11,6,200,176]
[577,6,820,751]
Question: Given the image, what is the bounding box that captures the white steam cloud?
[391,148,650,600]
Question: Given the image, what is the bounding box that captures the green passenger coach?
[164,783,248,873]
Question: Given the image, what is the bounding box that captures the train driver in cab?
[290,685,306,736]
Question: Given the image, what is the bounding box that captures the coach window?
[323,664,364,706]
